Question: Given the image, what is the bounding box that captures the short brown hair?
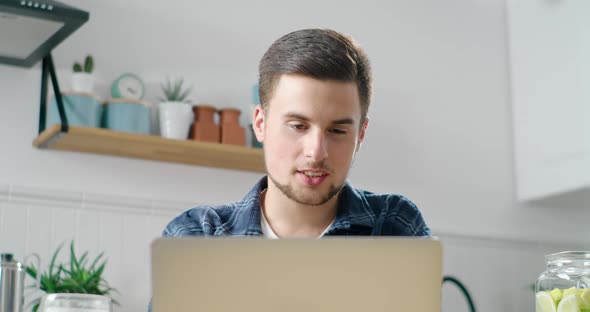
[258,29,372,122]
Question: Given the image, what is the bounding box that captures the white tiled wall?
[0,183,185,312]
[0,183,581,312]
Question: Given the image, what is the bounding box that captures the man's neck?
[261,183,339,238]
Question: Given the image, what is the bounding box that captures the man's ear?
[356,118,369,152]
[252,104,265,143]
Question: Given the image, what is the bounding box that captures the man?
[164,29,430,238]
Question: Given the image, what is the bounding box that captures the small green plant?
[26,241,117,312]
[159,77,192,102]
[72,55,94,73]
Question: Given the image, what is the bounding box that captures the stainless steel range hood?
[0,0,88,67]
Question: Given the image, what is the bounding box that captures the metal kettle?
[0,253,40,312]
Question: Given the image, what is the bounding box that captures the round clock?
[111,73,145,100]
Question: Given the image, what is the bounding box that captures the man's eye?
[329,128,347,135]
[289,124,306,130]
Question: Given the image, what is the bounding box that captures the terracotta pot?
[192,105,220,143]
[219,108,245,146]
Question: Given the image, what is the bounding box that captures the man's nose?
[304,130,328,162]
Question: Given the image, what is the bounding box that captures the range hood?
[0,0,88,67]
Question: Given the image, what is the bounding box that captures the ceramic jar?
[102,98,151,135]
[219,108,245,146]
[192,105,219,143]
[47,92,102,128]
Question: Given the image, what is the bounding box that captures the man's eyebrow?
[332,118,355,125]
[284,112,310,121]
[284,112,355,125]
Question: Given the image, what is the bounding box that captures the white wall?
[1,0,588,311]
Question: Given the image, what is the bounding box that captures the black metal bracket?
[38,53,68,134]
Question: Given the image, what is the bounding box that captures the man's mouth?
[297,170,330,177]
[296,169,331,186]
[303,171,327,178]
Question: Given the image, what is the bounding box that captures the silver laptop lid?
[151,237,442,312]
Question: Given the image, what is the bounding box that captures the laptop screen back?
[151,237,442,312]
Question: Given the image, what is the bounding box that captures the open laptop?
[151,237,442,312]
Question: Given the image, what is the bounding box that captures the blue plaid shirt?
[163,176,431,237]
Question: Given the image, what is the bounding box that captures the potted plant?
[158,77,194,139]
[72,55,95,93]
[26,241,117,312]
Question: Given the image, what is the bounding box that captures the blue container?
[101,99,151,135]
[47,93,102,127]
[253,83,260,104]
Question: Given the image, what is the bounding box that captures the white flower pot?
[71,73,95,93]
[39,293,111,312]
[158,102,193,139]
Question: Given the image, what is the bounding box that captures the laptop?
[151,237,442,312]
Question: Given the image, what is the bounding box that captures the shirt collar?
[220,176,375,236]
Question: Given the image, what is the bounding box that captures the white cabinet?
[507,0,590,201]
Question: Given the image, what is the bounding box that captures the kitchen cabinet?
[507,0,589,201]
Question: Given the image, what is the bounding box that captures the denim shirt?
[163,176,431,237]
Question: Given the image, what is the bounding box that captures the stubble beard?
[267,173,344,206]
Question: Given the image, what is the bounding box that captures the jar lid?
[1,253,14,262]
[0,253,24,270]
[104,98,150,106]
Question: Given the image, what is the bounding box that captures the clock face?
[112,73,145,100]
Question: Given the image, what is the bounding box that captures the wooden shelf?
[33,125,266,172]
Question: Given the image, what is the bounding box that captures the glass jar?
[536,251,590,312]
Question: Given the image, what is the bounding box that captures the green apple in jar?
[537,288,590,312]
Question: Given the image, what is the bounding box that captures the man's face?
[253,74,368,206]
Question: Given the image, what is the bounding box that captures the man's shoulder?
[162,176,267,237]
[162,202,241,237]
[350,187,416,215]
[350,187,431,236]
